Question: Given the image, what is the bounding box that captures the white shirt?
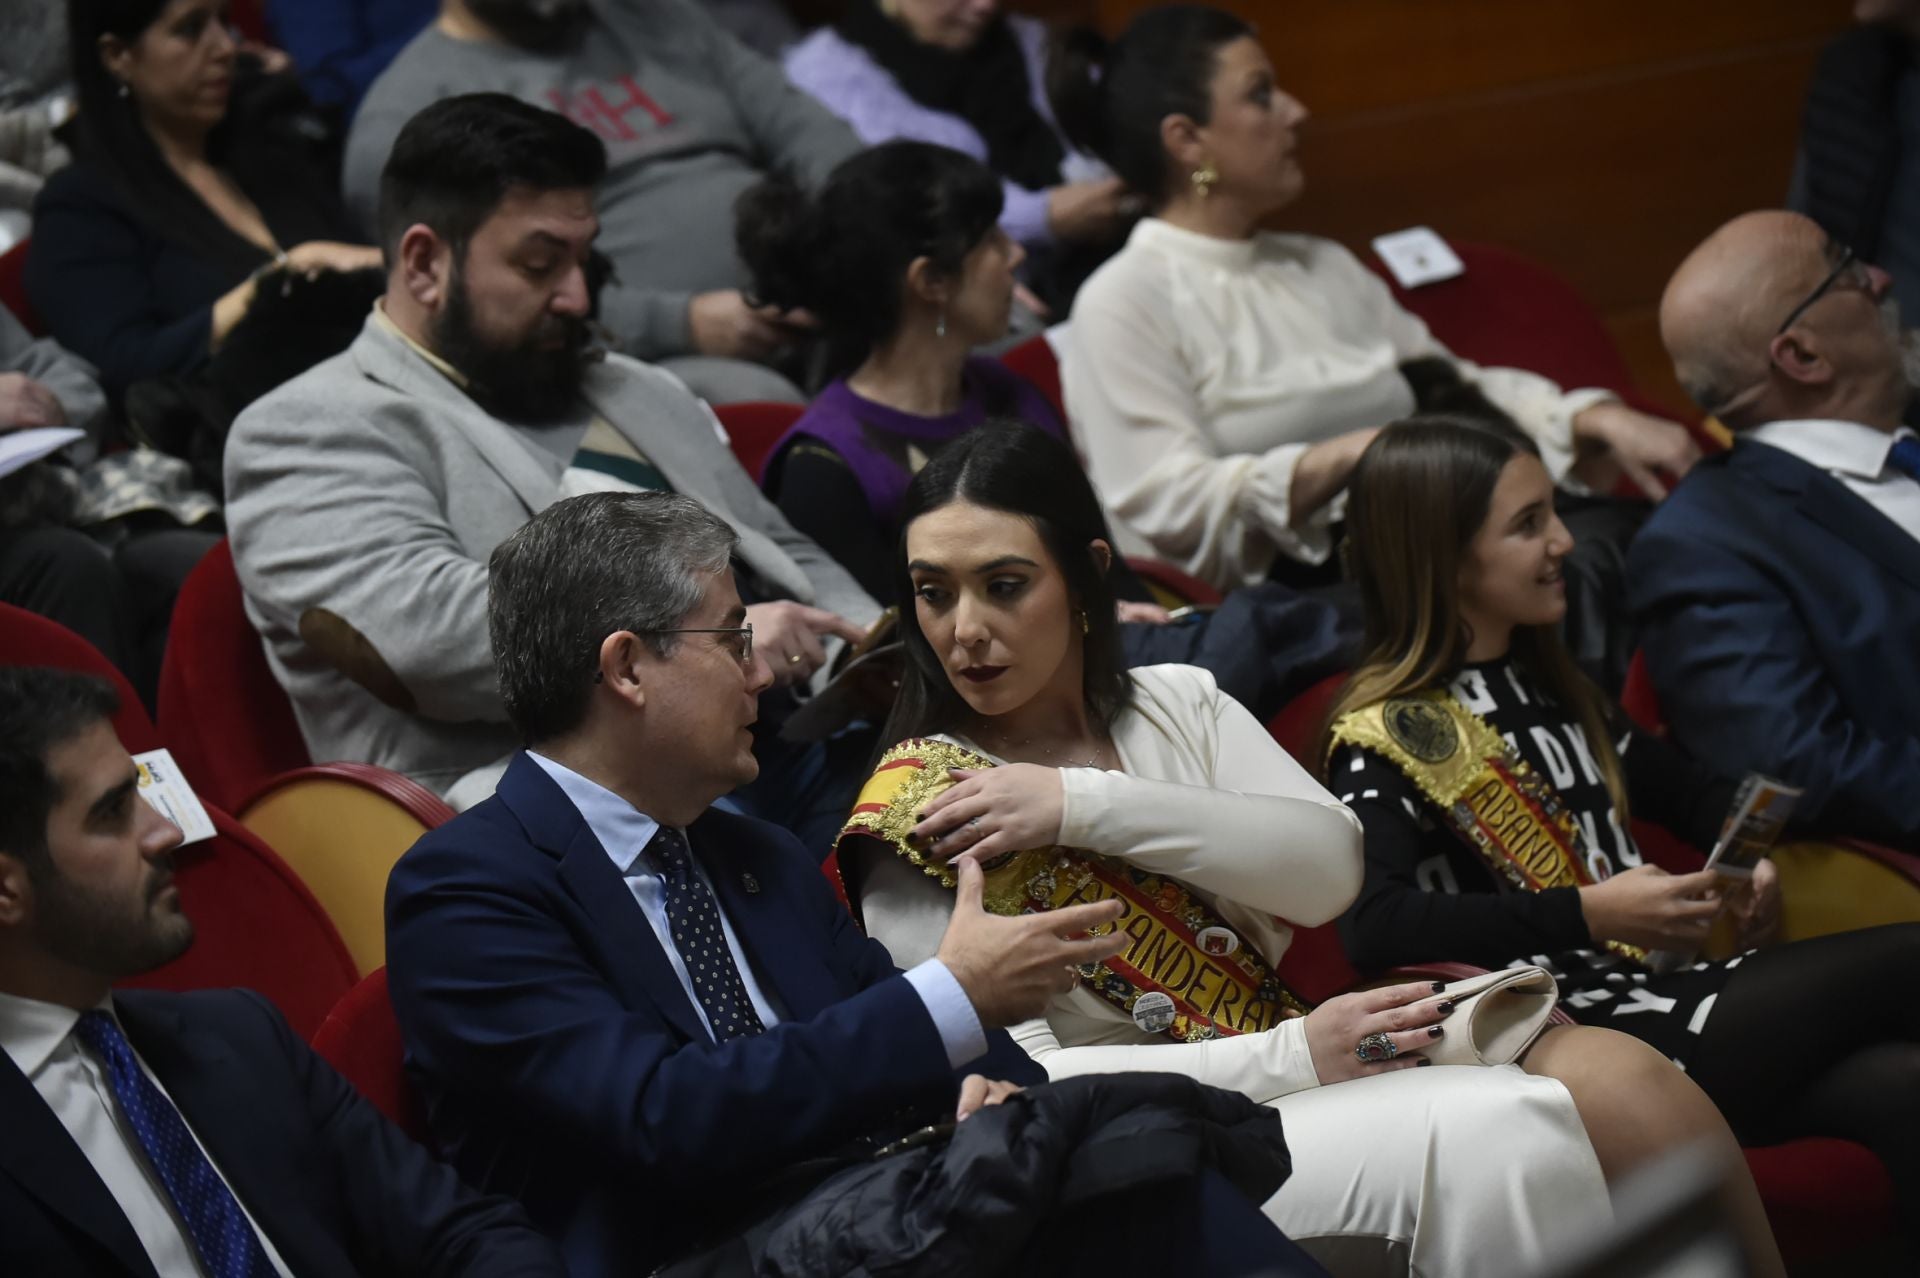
[527,753,987,1067]
[1063,219,1610,586]
[1747,418,1920,545]
[0,991,295,1278]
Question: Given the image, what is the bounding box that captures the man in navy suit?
[0,666,564,1278]
[1633,209,1920,846]
[385,490,1305,1276]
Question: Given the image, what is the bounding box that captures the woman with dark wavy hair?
[834,420,1785,1275]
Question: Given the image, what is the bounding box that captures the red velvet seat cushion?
[311,968,426,1140]
[157,539,311,810]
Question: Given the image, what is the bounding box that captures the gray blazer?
[224,313,877,794]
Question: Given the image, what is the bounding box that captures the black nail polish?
[1417,1058,1432,1066]
[1437,1000,1456,1015]
[1429,981,1446,993]
[1427,1026,1445,1039]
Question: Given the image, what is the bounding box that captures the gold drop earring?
[1191,161,1219,199]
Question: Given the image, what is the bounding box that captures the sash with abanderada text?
[1328,691,1644,962]
[834,738,1310,1042]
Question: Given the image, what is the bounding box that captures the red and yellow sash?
[1329,692,1644,962]
[834,738,1310,1042]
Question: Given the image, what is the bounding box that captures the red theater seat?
[158,539,311,810]
[714,400,804,483]
[998,333,1065,425]
[0,239,40,336]
[0,602,158,750]
[311,968,426,1140]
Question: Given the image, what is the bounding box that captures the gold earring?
[1190,162,1218,199]
[1079,610,1091,635]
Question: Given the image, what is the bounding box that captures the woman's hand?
[1305,981,1453,1085]
[1570,401,1702,501]
[1046,176,1135,243]
[283,241,384,278]
[956,1074,1024,1122]
[1726,857,1782,951]
[911,764,1066,863]
[1577,864,1723,951]
[1116,599,1173,626]
[1288,426,1380,528]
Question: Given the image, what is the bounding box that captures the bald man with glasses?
[1629,209,1920,847]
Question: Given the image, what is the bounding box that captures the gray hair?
[488,491,738,744]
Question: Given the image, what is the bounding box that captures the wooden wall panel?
[1012,0,1858,406]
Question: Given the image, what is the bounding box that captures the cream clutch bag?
[1424,966,1560,1067]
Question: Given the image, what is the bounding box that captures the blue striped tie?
[74,1011,278,1278]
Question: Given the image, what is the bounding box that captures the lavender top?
[782,16,1108,249]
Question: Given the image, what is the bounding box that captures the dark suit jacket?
[384,752,1042,1277]
[1627,440,1920,845]
[0,988,561,1278]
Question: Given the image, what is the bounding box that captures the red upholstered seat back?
[158,539,311,810]
[998,334,1065,425]
[119,809,358,1040]
[714,400,805,483]
[0,239,40,336]
[0,602,159,751]
[311,968,426,1139]
[1267,672,1349,769]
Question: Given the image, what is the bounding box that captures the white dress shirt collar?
[1747,417,1910,479]
[0,988,108,1078]
[528,752,665,871]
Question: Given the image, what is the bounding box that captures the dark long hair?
[736,141,1004,377]
[1050,4,1253,207]
[881,421,1132,745]
[1320,415,1630,820]
[66,0,292,275]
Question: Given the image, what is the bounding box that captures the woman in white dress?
[1054,5,1702,592]
[836,422,1784,1275]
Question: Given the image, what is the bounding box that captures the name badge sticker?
[133,749,216,845]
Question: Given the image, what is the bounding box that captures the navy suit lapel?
[697,816,841,1021]
[0,1046,158,1277]
[497,754,709,1043]
[1737,441,1920,594]
[1800,471,1920,593]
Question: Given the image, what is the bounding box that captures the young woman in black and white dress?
[1326,413,1920,1240]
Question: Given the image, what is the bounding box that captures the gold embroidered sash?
[834,738,1310,1042]
[1328,692,1644,963]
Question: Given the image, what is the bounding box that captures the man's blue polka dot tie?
[1887,435,1920,484]
[74,1012,278,1278]
[645,828,766,1042]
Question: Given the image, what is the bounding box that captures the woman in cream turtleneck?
[1055,6,1701,592]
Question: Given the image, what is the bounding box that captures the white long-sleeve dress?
[1062,220,1613,588]
[853,664,1610,1275]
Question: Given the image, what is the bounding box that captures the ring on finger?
[1354,1031,1398,1064]
[787,652,804,666]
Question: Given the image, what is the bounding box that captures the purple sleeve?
[1001,181,1055,249]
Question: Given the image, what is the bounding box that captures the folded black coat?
[758,1072,1293,1278]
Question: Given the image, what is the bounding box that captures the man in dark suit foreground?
[1634,209,1920,846]
[386,490,1309,1276]
[0,666,563,1278]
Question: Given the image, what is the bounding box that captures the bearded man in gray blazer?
[225,94,876,841]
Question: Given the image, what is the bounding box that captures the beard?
[465,0,592,52]
[1876,295,1920,394]
[433,270,595,424]
[29,853,194,981]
